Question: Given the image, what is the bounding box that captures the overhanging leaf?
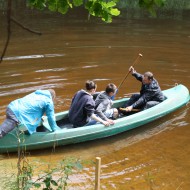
[110,8,120,16]
[73,0,83,7]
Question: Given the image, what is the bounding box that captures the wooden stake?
[95,157,101,190]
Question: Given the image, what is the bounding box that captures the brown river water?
[0,6,190,190]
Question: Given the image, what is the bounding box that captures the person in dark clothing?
[94,83,118,123]
[68,80,110,127]
[120,66,165,113]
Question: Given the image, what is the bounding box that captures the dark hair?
[85,80,96,90]
[105,83,117,94]
[144,72,154,80]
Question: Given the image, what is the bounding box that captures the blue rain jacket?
[8,90,58,134]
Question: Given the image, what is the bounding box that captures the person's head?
[105,83,117,97]
[142,72,153,84]
[85,80,97,95]
[48,89,56,101]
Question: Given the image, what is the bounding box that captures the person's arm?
[85,98,113,126]
[132,72,143,82]
[95,101,115,125]
[46,102,60,131]
[95,101,108,120]
[90,114,110,126]
[129,66,143,82]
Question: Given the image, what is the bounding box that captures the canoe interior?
[37,98,129,132]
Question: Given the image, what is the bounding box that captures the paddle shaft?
[119,107,140,112]
[117,53,143,91]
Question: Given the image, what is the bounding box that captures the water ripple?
[100,163,148,179]
[172,69,188,73]
[0,79,67,97]
[0,79,66,90]
[93,78,110,81]
[102,158,129,168]
[3,54,65,61]
[35,68,67,72]
[0,83,65,97]
[82,65,98,68]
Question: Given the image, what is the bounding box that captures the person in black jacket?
[69,80,110,127]
[120,66,165,113]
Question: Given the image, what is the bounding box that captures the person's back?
[69,89,95,127]
[69,80,111,127]
[10,90,50,117]
[9,89,58,134]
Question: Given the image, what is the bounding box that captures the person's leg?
[112,108,119,119]
[104,109,114,118]
[118,94,141,116]
[125,94,140,107]
[104,108,118,119]
[144,101,160,110]
[85,118,98,126]
[0,107,19,138]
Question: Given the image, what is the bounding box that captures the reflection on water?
[0,6,190,189]
[0,79,66,97]
[3,53,65,61]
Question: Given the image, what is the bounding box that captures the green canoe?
[0,84,189,153]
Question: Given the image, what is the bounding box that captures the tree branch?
[0,1,42,64]
[11,17,42,35]
[0,0,12,64]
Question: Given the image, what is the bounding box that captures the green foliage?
[85,0,120,23]
[27,0,121,23]
[19,157,83,189]
[73,0,83,7]
[2,154,84,190]
[2,133,85,189]
[27,0,71,14]
[139,0,165,16]
[27,0,166,22]
[27,0,47,10]
[2,175,18,190]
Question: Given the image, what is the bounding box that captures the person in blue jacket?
[0,89,60,138]
[120,66,165,113]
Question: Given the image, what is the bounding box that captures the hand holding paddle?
[129,66,136,74]
[117,53,143,91]
[111,53,143,100]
